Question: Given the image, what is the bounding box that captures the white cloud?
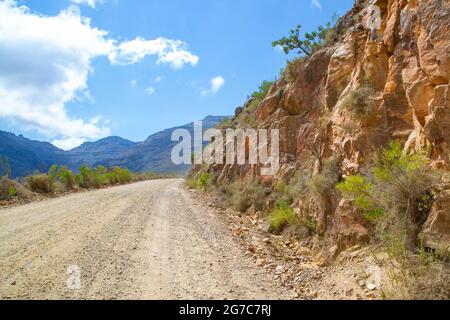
[154,76,162,83]
[211,76,225,92]
[71,0,104,9]
[311,0,322,10]
[131,79,138,86]
[201,76,225,97]
[0,1,113,145]
[145,87,155,96]
[0,1,198,149]
[109,37,199,70]
[52,137,87,151]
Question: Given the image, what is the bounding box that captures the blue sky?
[0,0,354,149]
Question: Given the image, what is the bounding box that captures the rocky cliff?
[204,0,450,251]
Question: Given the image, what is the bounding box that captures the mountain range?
[0,116,228,177]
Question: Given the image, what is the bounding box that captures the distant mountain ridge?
[68,136,137,170]
[0,116,228,177]
[0,131,67,178]
[96,115,229,174]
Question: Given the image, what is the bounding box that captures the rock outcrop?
[206,0,450,250]
[422,177,450,252]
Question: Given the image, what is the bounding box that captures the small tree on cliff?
[272,23,334,57]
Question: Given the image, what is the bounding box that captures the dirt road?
[0,179,287,300]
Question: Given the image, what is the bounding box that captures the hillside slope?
[0,116,228,177]
[67,136,137,169]
[0,131,67,178]
[96,116,229,174]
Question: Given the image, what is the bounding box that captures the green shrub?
[197,172,211,190]
[251,80,273,101]
[57,166,76,191]
[0,177,31,200]
[284,58,306,82]
[229,80,275,130]
[381,228,449,300]
[363,208,385,222]
[230,191,250,213]
[186,169,214,191]
[274,175,314,206]
[46,165,77,191]
[268,200,298,234]
[275,155,315,204]
[246,181,268,211]
[91,166,109,187]
[308,157,341,213]
[2,163,155,200]
[185,173,197,189]
[74,174,84,187]
[48,164,58,184]
[96,165,107,174]
[216,118,234,130]
[341,84,376,118]
[302,217,317,233]
[309,157,341,196]
[271,181,297,209]
[52,181,66,193]
[223,180,268,213]
[109,167,133,184]
[337,141,439,250]
[134,172,177,181]
[290,171,312,200]
[218,181,244,210]
[8,187,17,197]
[25,174,54,194]
[0,178,16,200]
[93,173,110,187]
[336,174,376,212]
[79,165,94,188]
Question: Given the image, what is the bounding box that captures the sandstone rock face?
[332,199,370,248]
[422,180,450,253]
[208,0,450,249]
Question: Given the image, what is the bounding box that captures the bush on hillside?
[25,174,54,194]
[337,141,439,250]
[48,165,76,191]
[268,199,299,234]
[108,166,133,184]
[186,167,214,191]
[1,161,166,204]
[284,57,306,82]
[79,165,94,188]
[58,166,76,191]
[251,80,274,102]
[219,180,268,213]
[341,84,376,119]
[309,157,341,212]
[0,176,31,200]
[133,172,177,181]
